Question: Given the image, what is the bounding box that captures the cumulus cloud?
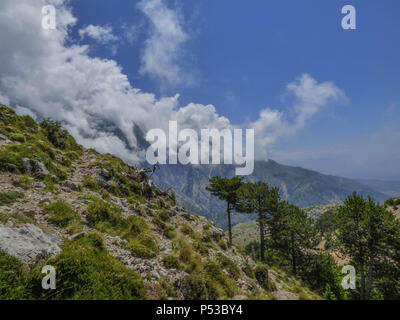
[250,74,345,158]
[78,24,117,43]
[0,0,343,167]
[137,0,192,87]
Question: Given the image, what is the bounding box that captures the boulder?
[0,223,61,263]
[31,159,49,178]
[22,157,32,173]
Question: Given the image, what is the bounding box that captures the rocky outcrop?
[0,223,61,263]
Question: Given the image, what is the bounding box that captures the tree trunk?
[360,263,365,300]
[365,263,373,300]
[291,233,296,275]
[227,204,232,245]
[259,218,265,261]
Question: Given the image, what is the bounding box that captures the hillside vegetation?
[0,104,318,300]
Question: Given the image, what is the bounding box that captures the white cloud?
[0,0,344,168]
[250,74,345,158]
[14,105,37,120]
[78,24,117,44]
[137,0,192,87]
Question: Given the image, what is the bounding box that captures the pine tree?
[269,201,319,275]
[206,176,243,245]
[236,182,280,261]
[334,192,400,299]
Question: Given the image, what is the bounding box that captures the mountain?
[152,161,389,230]
[356,179,400,198]
[0,104,320,300]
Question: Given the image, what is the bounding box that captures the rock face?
[0,223,61,263]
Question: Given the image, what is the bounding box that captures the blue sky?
[1,0,399,179]
[65,0,400,179]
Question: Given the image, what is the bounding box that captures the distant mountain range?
[152,160,394,230]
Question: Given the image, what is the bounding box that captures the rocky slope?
[0,104,318,300]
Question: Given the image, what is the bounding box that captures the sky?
[0,0,399,180]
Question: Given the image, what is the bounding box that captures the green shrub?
[83,175,99,191]
[0,251,27,299]
[124,234,158,259]
[125,216,149,238]
[163,255,181,270]
[0,190,24,204]
[181,222,195,238]
[15,175,33,189]
[242,263,255,279]
[180,274,209,300]
[204,260,237,298]
[40,119,80,151]
[255,264,273,291]
[164,225,177,239]
[44,200,81,229]
[9,133,26,143]
[158,209,170,222]
[27,235,146,300]
[85,200,124,230]
[216,253,241,280]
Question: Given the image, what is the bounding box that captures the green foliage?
[180,274,209,300]
[206,176,244,244]
[0,190,24,204]
[242,262,255,279]
[236,181,281,261]
[299,253,345,300]
[0,251,27,299]
[15,175,33,189]
[124,234,158,259]
[163,255,181,270]
[44,200,81,230]
[85,200,124,231]
[255,264,274,291]
[216,253,241,280]
[180,222,195,238]
[9,133,26,143]
[82,175,99,191]
[27,234,146,300]
[334,192,400,300]
[269,202,319,275]
[203,259,237,298]
[40,119,80,151]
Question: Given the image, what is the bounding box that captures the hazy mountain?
[152,160,389,230]
[356,179,400,198]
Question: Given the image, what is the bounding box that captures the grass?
[44,199,82,231]
[0,190,24,205]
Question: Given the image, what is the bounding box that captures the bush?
[255,264,273,291]
[27,235,146,300]
[9,133,26,143]
[180,274,209,300]
[40,119,80,151]
[85,200,124,230]
[181,222,195,238]
[216,253,241,280]
[124,234,158,259]
[83,175,99,191]
[204,260,237,298]
[0,251,27,299]
[126,216,149,238]
[0,190,24,204]
[163,255,181,270]
[44,200,81,229]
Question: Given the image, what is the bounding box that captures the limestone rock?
[0,223,61,263]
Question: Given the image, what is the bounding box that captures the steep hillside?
[0,105,318,300]
[153,161,388,229]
